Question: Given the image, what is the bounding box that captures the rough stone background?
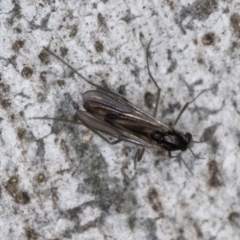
[0,0,240,239]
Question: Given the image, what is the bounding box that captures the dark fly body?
[34,40,209,166]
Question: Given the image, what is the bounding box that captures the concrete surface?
[0,0,240,239]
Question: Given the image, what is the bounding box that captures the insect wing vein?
[77,110,158,148]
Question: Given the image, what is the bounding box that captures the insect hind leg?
[134,147,145,170]
[89,128,122,145]
[135,147,145,161]
[146,39,161,118]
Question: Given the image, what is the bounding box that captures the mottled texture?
[0,0,239,239]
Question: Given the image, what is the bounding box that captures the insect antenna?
[193,137,211,144]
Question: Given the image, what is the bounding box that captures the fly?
[33,39,210,171]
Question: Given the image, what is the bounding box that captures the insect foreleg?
[173,88,211,127]
[168,152,193,175]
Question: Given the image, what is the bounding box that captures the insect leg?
[30,117,83,125]
[43,47,102,90]
[146,39,161,118]
[134,147,145,169]
[132,39,161,164]
[168,151,193,175]
[31,117,122,145]
[89,128,122,145]
[43,47,130,103]
[135,147,145,162]
[173,88,210,126]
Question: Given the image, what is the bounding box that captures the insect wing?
[76,110,157,148]
[83,90,171,133]
[83,90,133,113]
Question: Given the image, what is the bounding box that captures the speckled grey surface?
[1,0,240,239]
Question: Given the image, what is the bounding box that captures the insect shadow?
[32,39,210,173]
